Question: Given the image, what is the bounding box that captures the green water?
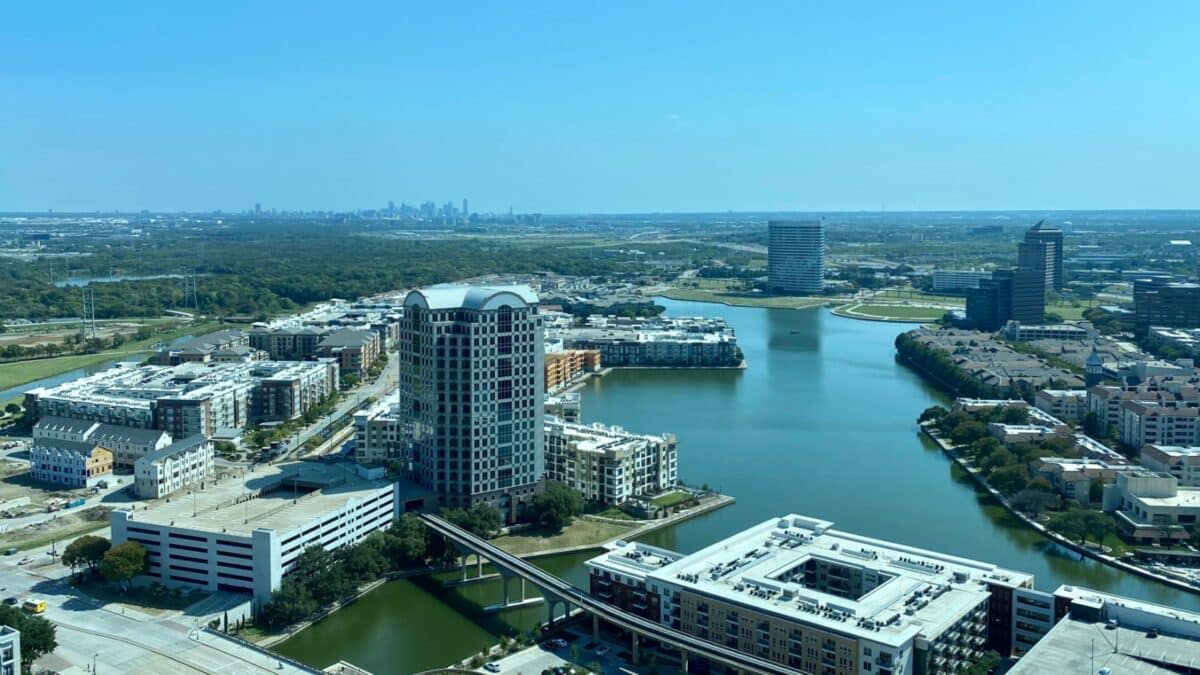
[276,298,1200,673]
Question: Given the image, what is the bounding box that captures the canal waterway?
[0,334,197,402]
[275,298,1200,673]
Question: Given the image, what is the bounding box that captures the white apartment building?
[113,462,398,604]
[398,285,545,520]
[134,435,215,499]
[1034,389,1087,422]
[30,442,113,488]
[1031,457,1145,505]
[352,391,402,464]
[0,625,18,675]
[587,515,1045,674]
[544,417,677,505]
[1140,445,1200,487]
[1119,401,1200,449]
[33,415,172,472]
[988,423,1053,446]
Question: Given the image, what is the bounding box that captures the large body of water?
[276,299,1200,673]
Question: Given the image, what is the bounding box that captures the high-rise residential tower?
[767,220,825,294]
[1024,220,1063,290]
[398,284,545,520]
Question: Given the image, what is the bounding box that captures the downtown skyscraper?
[398,284,545,520]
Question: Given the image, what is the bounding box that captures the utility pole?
[80,286,97,340]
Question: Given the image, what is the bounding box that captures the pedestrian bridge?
[421,513,800,675]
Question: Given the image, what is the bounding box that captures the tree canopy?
[101,541,148,588]
[0,604,57,668]
[62,534,111,576]
[526,481,585,533]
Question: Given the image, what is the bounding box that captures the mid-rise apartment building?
[251,360,340,422]
[587,515,1046,675]
[397,284,545,519]
[1119,401,1200,448]
[544,417,677,505]
[248,325,329,360]
[0,625,18,675]
[1140,444,1200,486]
[33,416,172,472]
[352,391,403,464]
[553,316,740,368]
[1033,389,1088,423]
[133,435,214,499]
[24,360,338,438]
[315,327,381,377]
[1031,457,1146,505]
[544,349,600,391]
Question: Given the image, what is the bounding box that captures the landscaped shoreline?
[921,421,1200,596]
[656,287,833,310]
[256,492,736,649]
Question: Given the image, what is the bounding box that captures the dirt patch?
[2,505,112,550]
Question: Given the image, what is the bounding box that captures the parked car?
[594,645,610,657]
[483,663,501,673]
[3,597,18,606]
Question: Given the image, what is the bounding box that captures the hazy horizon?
[2,2,1198,213]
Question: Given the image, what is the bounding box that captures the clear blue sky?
[2,2,1197,214]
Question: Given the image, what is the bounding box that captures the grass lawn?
[847,304,946,320]
[235,625,275,644]
[661,285,829,310]
[73,578,206,614]
[0,320,227,392]
[492,518,635,556]
[872,288,965,307]
[1046,302,1091,321]
[651,490,693,509]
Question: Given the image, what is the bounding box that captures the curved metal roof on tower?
[404,284,539,310]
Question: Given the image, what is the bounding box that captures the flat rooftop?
[1010,617,1200,674]
[643,515,1033,648]
[1146,445,1200,457]
[121,461,392,537]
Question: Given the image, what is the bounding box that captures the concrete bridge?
[421,513,800,675]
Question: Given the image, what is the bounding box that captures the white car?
[483,663,501,673]
[594,645,610,657]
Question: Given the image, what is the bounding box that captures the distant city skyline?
[2,3,1197,213]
